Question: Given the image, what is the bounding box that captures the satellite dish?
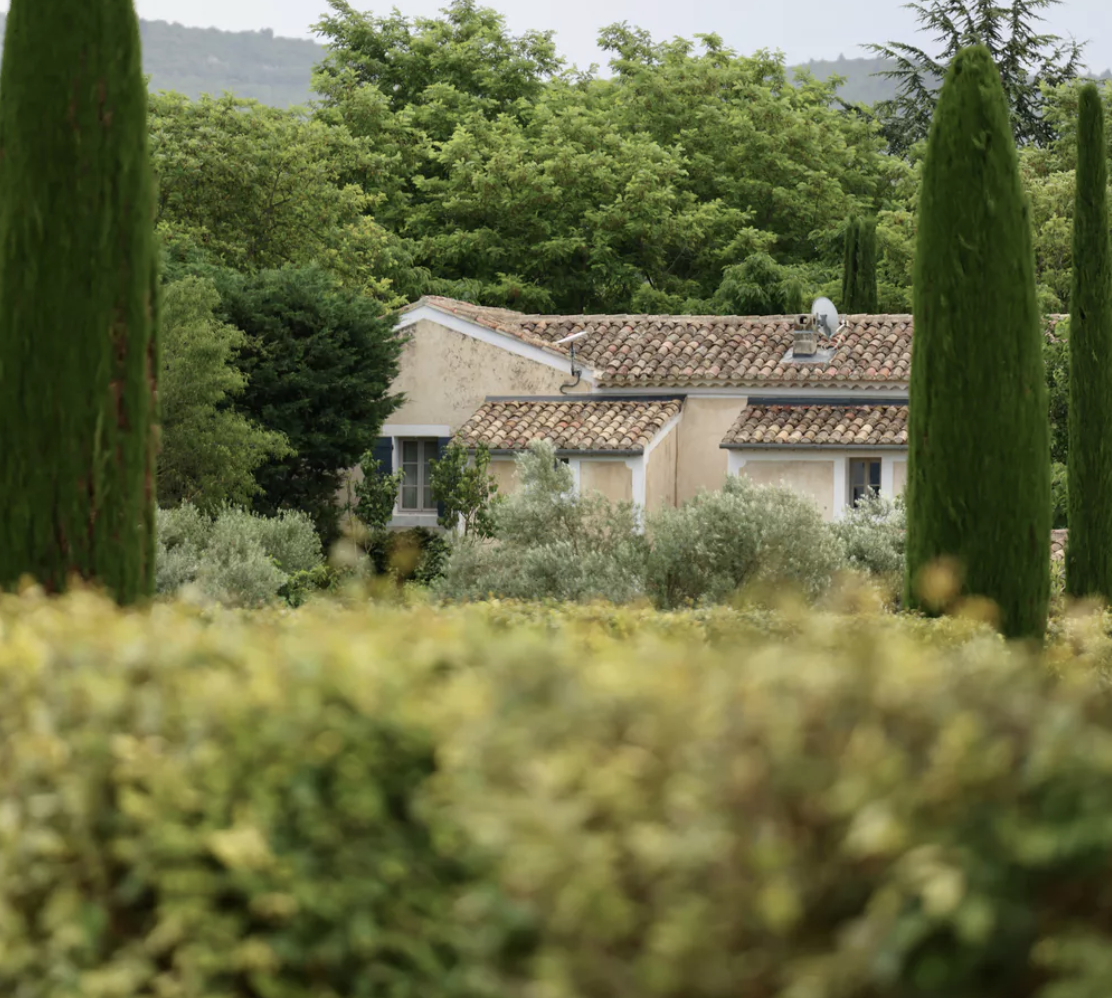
[554,329,590,345]
[810,297,841,339]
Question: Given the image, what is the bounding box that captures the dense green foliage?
[214,266,404,546]
[8,588,1112,995]
[870,0,1085,155]
[159,277,291,510]
[852,216,880,312]
[0,0,159,603]
[1066,84,1112,599]
[906,45,1050,638]
[430,442,501,536]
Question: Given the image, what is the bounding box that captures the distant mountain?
[794,54,1112,106]
[792,55,901,105]
[0,17,1103,113]
[0,14,326,108]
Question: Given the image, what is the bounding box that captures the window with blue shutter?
[372,437,393,475]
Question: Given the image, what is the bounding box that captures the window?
[849,458,882,506]
[399,439,438,512]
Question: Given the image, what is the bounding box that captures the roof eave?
[720,442,908,451]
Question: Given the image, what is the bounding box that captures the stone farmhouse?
[353,294,923,530]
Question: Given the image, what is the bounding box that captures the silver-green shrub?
[155,503,324,606]
[644,475,846,608]
[834,492,906,577]
[435,441,647,604]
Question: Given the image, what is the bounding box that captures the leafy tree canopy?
[158,276,292,511]
[212,265,404,546]
[149,92,401,302]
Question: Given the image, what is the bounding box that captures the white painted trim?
[880,456,896,499]
[396,304,598,384]
[833,459,848,521]
[567,458,583,491]
[627,456,647,527]
[381,423,453,437]
[642,411,683,459]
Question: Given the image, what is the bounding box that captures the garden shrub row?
[3,589,1112,996]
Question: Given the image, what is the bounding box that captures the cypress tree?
[853,217,879,314]
[1066,84,1112,600]
[0,0,159,602]
[841,216,858,311]
[905,45,1050,639]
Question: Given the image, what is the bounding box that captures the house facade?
[358,295,915,529]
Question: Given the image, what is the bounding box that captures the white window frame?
[398,438,439,514]
[847,456,883,508]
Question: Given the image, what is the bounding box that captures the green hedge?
[4,590,1112,996]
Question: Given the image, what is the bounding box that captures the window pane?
[424,485,435,511]
[402,440,419,464]
[868,460,881,490]
[401,485,418,510]
[850,461,864,487]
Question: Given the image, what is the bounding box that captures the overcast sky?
[3,0,1110,70]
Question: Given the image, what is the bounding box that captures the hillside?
[0,14,1102,111]
[0,14,326,108]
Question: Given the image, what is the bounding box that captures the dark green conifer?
[1066,84,1112,600]
[0,0,160,602]
[853,217,879,314]
[841,216,858,310]
[904,44,1050,639]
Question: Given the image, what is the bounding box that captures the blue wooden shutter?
[436,437,452,523]
[372,437,393,474]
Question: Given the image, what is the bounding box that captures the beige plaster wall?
[390,318,587,429]
[893,459,908,497]
[645,424,678,510]
[489,459,519,497]
[581,460,633,504]
[676,397,746,503]
[741,460,836,521]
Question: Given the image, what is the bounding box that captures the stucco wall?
[489,459,519,497]
[740,460,837,521]
[581,460,633,503]
[645,424,678,510]
[676,396,746,502]
[893,459,907,497]
[391,318,587,429]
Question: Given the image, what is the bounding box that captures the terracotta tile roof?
[455,398,683,454]
[722,404,909,448]
[406,297,1068,390]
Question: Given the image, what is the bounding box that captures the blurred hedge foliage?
[4,588,1112,996]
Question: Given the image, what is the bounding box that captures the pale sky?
[2,0,1109,70]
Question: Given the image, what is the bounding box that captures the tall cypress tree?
[853,217,879,314]
[841,217,858,311]
[1066,84,1112,600]
[905,44,1050,639]
[0,0,159,602]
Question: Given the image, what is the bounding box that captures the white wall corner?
[880,455,896,498]
[626,456,647,527]
[642,411,683,460]
[832,457,848,521]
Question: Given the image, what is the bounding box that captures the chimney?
[793,315,817,357]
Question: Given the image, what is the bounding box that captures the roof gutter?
[720,442,908,451]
